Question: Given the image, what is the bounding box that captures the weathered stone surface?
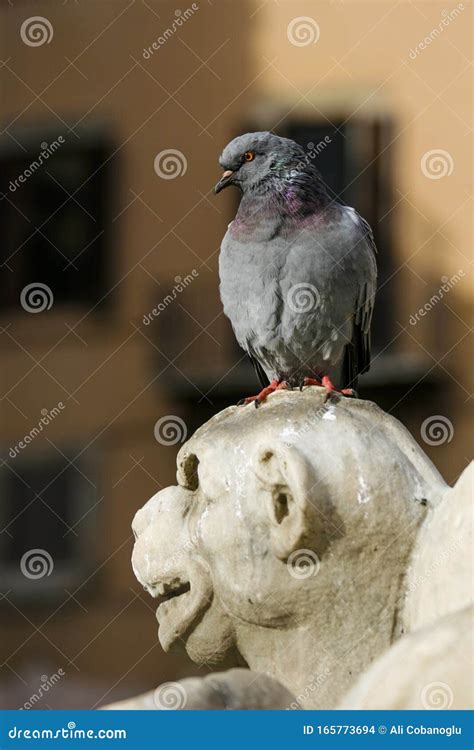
[103,669,297,710]
[339,605,473,709]
[127,388,465,709]
[340,462,473,709]
[405,463,473,631]
[103,389,472,709]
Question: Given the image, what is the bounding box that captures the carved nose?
[142,581,160,597]
[133,557,162,596]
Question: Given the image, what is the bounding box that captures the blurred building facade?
[0,0,472,708]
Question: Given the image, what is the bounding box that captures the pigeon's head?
[214,131,305,195]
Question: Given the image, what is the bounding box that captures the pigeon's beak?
[214,169,234,194]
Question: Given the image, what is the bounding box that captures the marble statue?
[105,388,472,710]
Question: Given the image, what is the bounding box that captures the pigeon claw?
[302,377,322,389]
[240,379,288,408]
[321,375,358,401]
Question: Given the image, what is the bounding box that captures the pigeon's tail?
[249,353,270,389]
[342,324,371,391]
[341,346,359,392]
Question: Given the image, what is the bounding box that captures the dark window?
[0,126,115,313]
[0,449,99,602]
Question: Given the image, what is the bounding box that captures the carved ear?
[255,445,315,560]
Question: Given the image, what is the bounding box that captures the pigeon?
[214,131,377,406]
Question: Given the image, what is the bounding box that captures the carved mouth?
[153,564,213,652]
[155,580,191,609]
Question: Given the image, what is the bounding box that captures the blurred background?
[0,0,472,709]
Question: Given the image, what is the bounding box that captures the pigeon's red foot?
[321,375,357,399]
[302,377,322,388]
[239,379,288,408]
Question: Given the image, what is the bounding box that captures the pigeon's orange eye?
[244,151,255,162]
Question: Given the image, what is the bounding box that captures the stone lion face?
[132,483,223,662]
[132,391,440,665]
[131,434,297,665]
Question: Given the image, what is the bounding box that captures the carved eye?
[244,151,255,162]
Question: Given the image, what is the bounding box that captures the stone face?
[130,388,456,709]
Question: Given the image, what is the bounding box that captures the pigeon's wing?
[342,212,378,389]
[248,352,269,388]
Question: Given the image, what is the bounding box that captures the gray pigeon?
[214,131,377,405]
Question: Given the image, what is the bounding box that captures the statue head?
[132,389,446,673]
